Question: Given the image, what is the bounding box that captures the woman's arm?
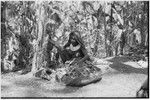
[49,39,63,51]
[78,47,89,64]
[63,41,70,49]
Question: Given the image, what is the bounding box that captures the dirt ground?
[1,56,148,98]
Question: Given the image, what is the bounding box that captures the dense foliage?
[1,1,148,73]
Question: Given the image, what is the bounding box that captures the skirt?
[56,58,102,86]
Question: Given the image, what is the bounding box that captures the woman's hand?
[49,39,64,51]
[78,62,82,67]
[79,55,89,63]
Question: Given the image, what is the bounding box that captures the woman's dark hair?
[69,31,85,47]
[64,31,87,52]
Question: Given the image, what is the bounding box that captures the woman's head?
[70,32,75,42]
[69,31,85,47]
[69,31,80,42]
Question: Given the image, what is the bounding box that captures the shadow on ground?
[106,56,148,75]
[51,86,81,94]
[24,88,44,97]
[14,78,41,88]
[1,85,10,92]
[106,56,132,62]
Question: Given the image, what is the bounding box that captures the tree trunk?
[115,42,119,56]
[93,31,99,56]
[140,2,146,46]
[31,5,45,74]
[107,3,113,57]
[103,3,108,57]
[120,31,126,55]
[93,5,101,56]
[1,2,7,72]
[145,1,149,46]
[140,16,146,46]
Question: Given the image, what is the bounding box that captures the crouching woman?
[55,31,102,86]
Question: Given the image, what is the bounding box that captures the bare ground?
[1,56,148,98]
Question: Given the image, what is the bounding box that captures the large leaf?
[112,8,124,25]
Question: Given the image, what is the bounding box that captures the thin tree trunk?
[140,13,146,46]
[1,2,6,72]
[115,42,119,56]
[103,2,108,57]
[108,3,113,57]
[145,2,149,46]
[93,5,102,56]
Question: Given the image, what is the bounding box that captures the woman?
[56,31,102,86]
[63,31,90,64]
[55,31,89,64]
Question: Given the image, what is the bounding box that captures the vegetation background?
[1,1,148,75]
